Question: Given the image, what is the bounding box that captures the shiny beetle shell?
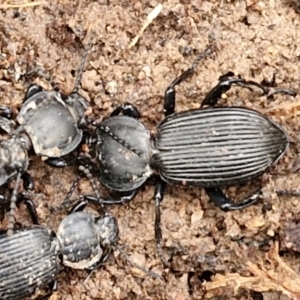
[152,107,288,186]
[56,211,119,270]
[16,90,83,158]
[97,116,152,191]
[0,226,60,300]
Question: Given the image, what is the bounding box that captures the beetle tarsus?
[276,189,300,196]
[204,187,261,211]
[267,87,297,98]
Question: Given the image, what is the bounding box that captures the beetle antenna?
[49,173,83,213]
[113,244,163,281]
[98,125,144,157]
[78,165,106,216]
[73,32,94,94]
[7,172,21,236]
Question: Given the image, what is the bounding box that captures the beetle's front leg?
[204,187,261,211]
[110,103,140,119]
[164,46,214,117]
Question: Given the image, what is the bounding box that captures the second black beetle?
[83,46,295,264]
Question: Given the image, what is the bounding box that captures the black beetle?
[0,38,92,202]
[0,193,159,300]
[80,46,296,265]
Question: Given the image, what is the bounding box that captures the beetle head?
[65,92,90,127]
[95,213,119,247]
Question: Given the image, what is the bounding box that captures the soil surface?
[1,0,300,299]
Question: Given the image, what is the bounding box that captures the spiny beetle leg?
[204,187,260,211]
[24,84,44,101]
[44,156,77,168]
[154,178,169,267]
[0,105,12,119]
[164,45,214,116]
[110,103,141,119]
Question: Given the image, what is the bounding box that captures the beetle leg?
[154,178,169,267]
[16,193,39,225]
[22,172,34,190]
[110,103,141,119]
[204,187,260,211]
[24,84,44,101]
[44,156,77,168]
[164,46,214,116]
[84,189,139,205]
[201,74,249,107]
[0,105,12,119]
[69,200,88,214]
[36,280,58,300]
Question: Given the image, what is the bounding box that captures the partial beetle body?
[152,107,288,187]
[0,208,119,299]
[0,227,60,300]
[57,211,118,270]
[16,90,84,158]
[96,107,288,192]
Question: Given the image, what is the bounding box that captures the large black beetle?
[79,46,296,265]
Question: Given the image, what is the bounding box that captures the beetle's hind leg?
[201,72,297,107]
[204,187,261,211]
[153,178,169,267]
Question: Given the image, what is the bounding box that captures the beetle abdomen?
[153,107,288,187]
[0,227,59,300]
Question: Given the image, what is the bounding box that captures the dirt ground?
[2,0,300,299]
